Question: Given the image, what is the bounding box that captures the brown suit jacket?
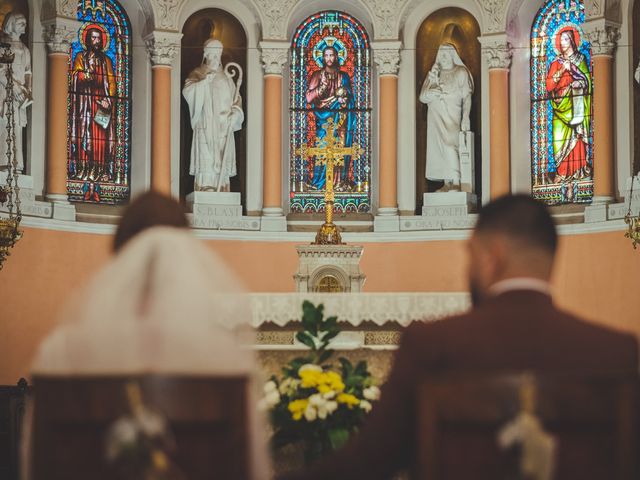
[279,290,639,480]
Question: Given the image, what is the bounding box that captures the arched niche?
[0,0,30,174]
[414,7,481,211]
[179,8,247,209]
[309,266,350,292]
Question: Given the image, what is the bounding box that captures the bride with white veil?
[29,192,269,479]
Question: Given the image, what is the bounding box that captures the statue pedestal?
[294,245,365,293]
[186,191,260,231]
[186,191,241,207]
[422,192,477,216]
[0,172,54,219]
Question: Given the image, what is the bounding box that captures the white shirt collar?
[489,277,552,297]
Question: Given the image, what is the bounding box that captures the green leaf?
[324,315,338,330]
[317,349,334,365]
[302,302,323,336]
[344,375,366,389]
[354,360,369,376]
[296,331,316,350]
[328,428,350,450]
[339,357,353,376]
[321,329,340,344]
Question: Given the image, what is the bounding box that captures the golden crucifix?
[296,117,364,245]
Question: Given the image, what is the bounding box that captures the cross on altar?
[296,117,364,245]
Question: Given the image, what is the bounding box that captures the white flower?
[136,409,165,438]
[322,390,336,400]
[278,378,292,394]
[309,393,324,407]
[363,386,381,401]
[359,399,372,413]
[258,389,281,411]
[266,390,280,407]
[264,381,278,394]
[105,417,138,462]
[304,405,317,422]
[325,400,338,414]
[317,406,328,420]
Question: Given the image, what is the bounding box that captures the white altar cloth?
[249,292,470,328]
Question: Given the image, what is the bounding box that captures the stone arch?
[398,0,485,209]
[286,0,374,41]
[309,265,350,292]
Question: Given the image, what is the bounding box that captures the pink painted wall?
[1,227,639,383]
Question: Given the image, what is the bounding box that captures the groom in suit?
[279,194,639,480]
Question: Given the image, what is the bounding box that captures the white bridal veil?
[32,227,253,374]
[30,227,269,479]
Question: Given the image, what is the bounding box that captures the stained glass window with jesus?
[290,11,371,214]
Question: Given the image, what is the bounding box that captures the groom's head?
[467,194,557,306]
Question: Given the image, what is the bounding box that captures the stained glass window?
[531,0,593,204]
[290,11,371,214]
[67,0,131,204]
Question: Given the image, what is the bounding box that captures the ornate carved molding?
[583,23,620,57]
[42,23,76,55]
[481,39,512,70]
[585,0,604,17]
[372,43,401,76]
[478,0,509,34]
[144,31,182,67]
[151,0,181,31]
[254,0,298,40]
[584,0,622,22]
[41,0,77,21]
[364,0,406,39]
[260,42,289,75]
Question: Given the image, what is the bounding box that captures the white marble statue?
[419,43,473,192]
[182,39,244,192]
[635,60,640,84]
[0,12,32,172]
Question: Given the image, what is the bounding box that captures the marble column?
[43,23,76,220]
[585,24,620,204]
[372,44,401,232]
[259,42,288,232]
[482,40,512,200]
[145,32,180,196]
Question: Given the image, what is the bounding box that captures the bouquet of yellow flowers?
[259,301,380,464]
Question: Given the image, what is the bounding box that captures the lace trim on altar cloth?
[249,292,470,328]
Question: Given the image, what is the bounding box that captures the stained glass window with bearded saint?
[531,0,593,205]
[290,11,371,214]
[67,0,131,204]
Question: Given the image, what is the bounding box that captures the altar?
[252,291,469,382]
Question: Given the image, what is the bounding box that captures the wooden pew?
[31,375,249,480]
[416,373,639,480]
[0,378,31,480]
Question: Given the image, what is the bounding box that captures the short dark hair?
[114,191,189,252]
[475,194,557,255]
